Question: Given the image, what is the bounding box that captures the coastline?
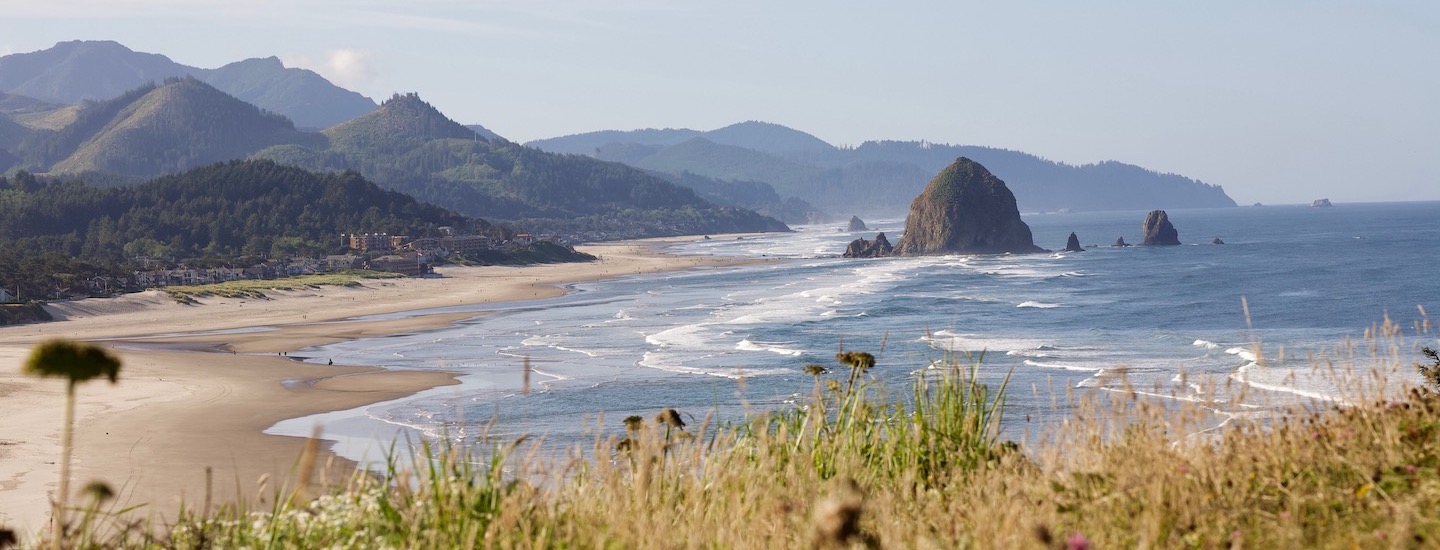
[0,237,757,536]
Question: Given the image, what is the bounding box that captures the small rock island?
[1141,210,1181,246]
[843,232,893,258]
[891,157,1044,256]
[1063,232,1084,252]
[846,216,869,231]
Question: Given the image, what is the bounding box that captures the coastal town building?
[346,233,411,251]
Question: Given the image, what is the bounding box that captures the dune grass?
[159,270,405,303]
[22,320,1440,549]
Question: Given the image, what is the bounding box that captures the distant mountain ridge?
[528,121,834,156]
[0,40,376,128]
[527,123,1238,215]
[247,93,790,237]
[21,78,320,177]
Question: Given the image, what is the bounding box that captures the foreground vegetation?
[18,326,1440,549]
[158,270,406,303]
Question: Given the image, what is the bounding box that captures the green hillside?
[203,57,378,129]
[0,160,485,261]
[630,137,835,193]
[701,120,835,154]
[35,78,321,176]
[0,41,376,130]
[323,93,481,154]
[530,122,1240,215]
[258,94,788,238]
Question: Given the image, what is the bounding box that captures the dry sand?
[0,238,753,538]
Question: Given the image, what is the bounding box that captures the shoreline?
[0,236,760,537]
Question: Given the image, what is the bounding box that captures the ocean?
[269,202,1440,464]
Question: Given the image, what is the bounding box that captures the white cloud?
[285,48,377,89]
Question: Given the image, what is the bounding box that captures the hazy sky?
[1,0,1436,204]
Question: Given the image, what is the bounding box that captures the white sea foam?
[1225,347,1259,363]
[1229,362,1347,405]
[1192,339,1220,350]
[645,324,712,349]
[736,338,806,356]
[924,330,1053,355]
[1017,301,1062,309]
[1023,360,1102,372]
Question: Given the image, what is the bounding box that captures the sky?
[0,0,1436,204]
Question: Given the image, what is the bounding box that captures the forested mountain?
[527,121,832,156]
[466,124,503,141]
[0,160,489,263]
[0,91,62,114]
[529,122,1237,215]
[20,78,321,176]
[648,170,824,224]
[254,94,788,238]
[701,121,835,154]
[0,40,376,129]
[201,57,377,129]
[323,93,481,154]
[0,40,185,104]
[0,160,525,299]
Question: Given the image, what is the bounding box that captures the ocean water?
[269,202,1440,463]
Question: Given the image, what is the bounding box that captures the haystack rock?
[843,232,893,258]
[1141,210,1181,246]
[847,216,869,231]
[1113,237,1129,247]
[892,157,1044,256]
[1063,232,1084,252]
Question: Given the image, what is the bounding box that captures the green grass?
[19,320,1440,549]
[159,270,405,303]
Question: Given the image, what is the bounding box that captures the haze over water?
[272,202,1440,462]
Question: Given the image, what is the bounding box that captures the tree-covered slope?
[534,121,1239,215]
[35,78,322,176]
[525,127,702,156]
[322,93,481,154]
[202,57,377,129]
[701,120,835,155]
[0,40,190,104]
[0,159,486,263]
[0,41,376,131]
[256,94,789,237]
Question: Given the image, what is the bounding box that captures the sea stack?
[1141,210,1181,246]
[1113,237,1129,247]
[892,157,1044,256]
[843,232,893,258]
[1063,232,1084,252]
[847,216,869,231]
[1212,237,1225,245]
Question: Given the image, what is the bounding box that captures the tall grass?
[25,319,1440,549]
[160,270,404,303]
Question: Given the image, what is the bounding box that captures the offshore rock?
[1113,237,1130,247]
[847,216,869,231]
[1311,198,1333,208]
[1141,210,1181,246]
[1063,232,1084,252]
[843,232,893,258]
[893,157,1044,255]
[1212,237,1225,245]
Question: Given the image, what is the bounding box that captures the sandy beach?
[0,238,752,537]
